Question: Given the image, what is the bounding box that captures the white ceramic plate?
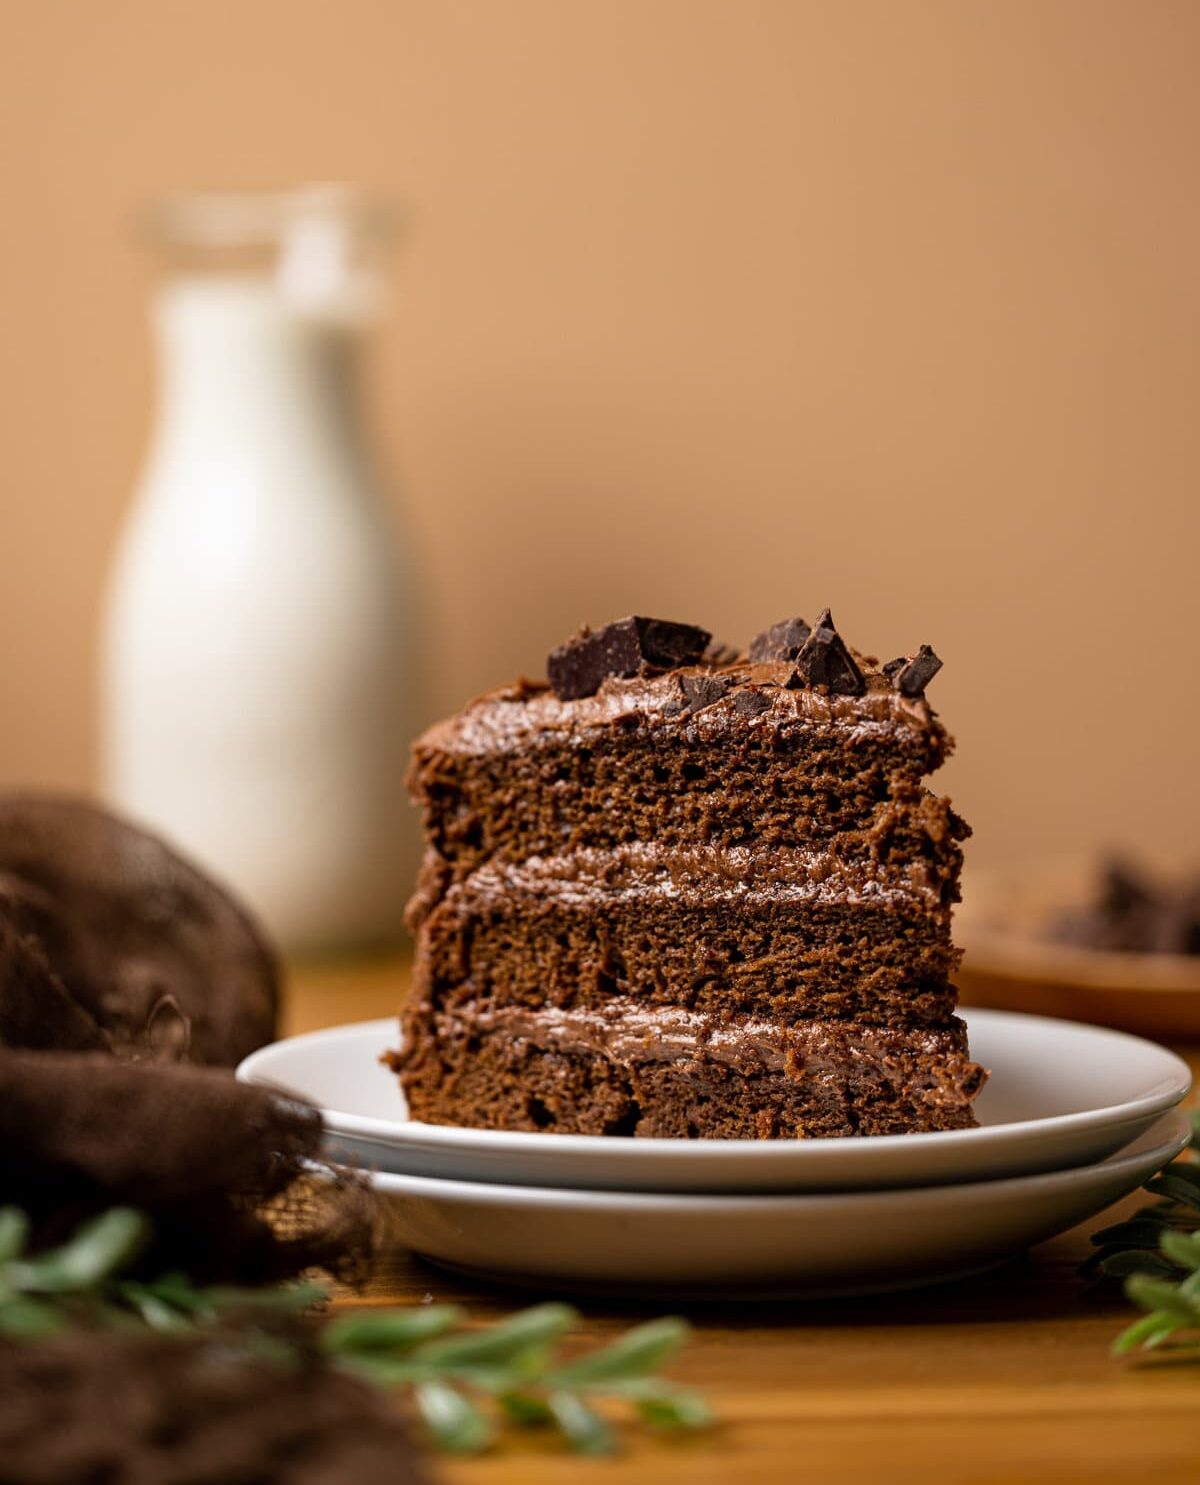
[237,1010,1191,1193]
[368,1112,1191,1299]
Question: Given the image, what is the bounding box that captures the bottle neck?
[148,277,370,482]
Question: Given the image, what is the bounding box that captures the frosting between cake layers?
[448,841,949,914]
[457,997,974,1078]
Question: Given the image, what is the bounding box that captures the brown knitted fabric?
[0,1048,377,1285]
[0,795,278,1067]
[0,795,406,1472]
[0,1328,429,1485]
[0,796,378,1282]
[0,917,112,1054]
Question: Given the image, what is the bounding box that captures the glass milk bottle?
[101,187,418,953]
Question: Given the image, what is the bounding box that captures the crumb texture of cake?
[391,610,984,1139]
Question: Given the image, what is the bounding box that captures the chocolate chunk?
[883,644,943,697]
[680,674,732,714]
[548,616,711,701]
[733,690,772,718]
[789,609,865,696]
[748,617,811,663]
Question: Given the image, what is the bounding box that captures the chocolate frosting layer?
[448,842,950,914]
[416,660,944,761]
[454,996,979,1084]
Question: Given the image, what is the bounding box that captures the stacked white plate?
[238,1009,1192,1299]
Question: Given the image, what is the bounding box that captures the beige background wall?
[2,0,1197,869]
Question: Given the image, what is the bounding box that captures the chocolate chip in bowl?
[957,853,1200,1037]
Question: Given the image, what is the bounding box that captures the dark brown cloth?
[0,794,404,1474]
[0,1047,377,1285]
[0,795,278,1067]
[0,1329,429,1485]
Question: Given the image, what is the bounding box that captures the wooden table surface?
[285,955,1200,1485]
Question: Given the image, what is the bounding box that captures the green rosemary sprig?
[1086,1110,1200,1358]
[1087,1110,1200,1282]
[0,1206,711,1454]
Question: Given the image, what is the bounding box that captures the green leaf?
[551,1317,691,1384]
[321,1305,463,1355]
[333,1354,429,1387]
[0,1295,67,1338]
[9,1209,149,1293]
[1125,1275,1200,1325]
[414,1303,576,1367]
[547,1391,618,1455]
[1112,1310,1181,1356]
[130,1272,212,1316]
[1143,1171,1200,1208]
[632,1386,715,1430]
[1098,1250,1182,1280]
[1090,1217,1173,1249]
[1159,1229,1200,1272]
[444,1358,551,1392]
[414,1380,494,1454]
[200,1280,328,1314]
[1155,1161,1200,1193]
[116,1282,192,1332]
[1188,1109,1200,1149]
[0,1208,29,1264]
[497,1391,555,1426]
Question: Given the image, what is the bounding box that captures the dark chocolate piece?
[732,690,772,718]
[884,645,943,697]
[680,673,733,714]
[548,616,711,701]
[749,617,811,663]
[789,609,865,696]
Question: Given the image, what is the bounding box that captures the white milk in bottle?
[101,188,418,952]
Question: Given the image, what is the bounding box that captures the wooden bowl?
[956,857,1200,1041]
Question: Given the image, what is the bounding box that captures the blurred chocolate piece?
[789,609,865,696]
[884,645,943,698]
[680,673,733,714]
[749,616,811,663]
[0,795,278,1067]
[1051,856,1200,957]
[548,616,711,700]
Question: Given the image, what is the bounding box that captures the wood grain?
[288,954,1200,1485]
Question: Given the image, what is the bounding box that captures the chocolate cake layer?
[394,612,980,1140]
[409,666,965,888]
[391,999,986,1139]
[415,845,961,1027]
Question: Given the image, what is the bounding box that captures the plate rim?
[360,1107,1192,1213]
[237,1007,1193,1160]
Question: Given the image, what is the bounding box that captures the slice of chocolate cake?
[387,611,985,1138]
